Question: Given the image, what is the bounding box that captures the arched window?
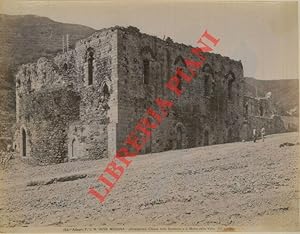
[63,63,68,71]
[202,64,213,96]
[140,46,155,85]
[174,56,186,91]
[177,67,183,90]
[27,78,31,91]
[245,102,249,115]
[226,72,235,100]
[87,49,94,85]
[143,59,150,84]
[103,83,110,99]
[71,138,79,159]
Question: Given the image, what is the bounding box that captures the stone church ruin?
[14,26,285,165]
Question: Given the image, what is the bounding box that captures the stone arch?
[70,137,79,159]
[63,63,68,71]
[202,64,213,96]
[101,82,110,99]
[174,55,186,67]
[225,71,236,100]
[140,46,155,85]
[202,63,213,74]
[85,47,95,60]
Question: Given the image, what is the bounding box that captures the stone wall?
[117,26,245,153]
[15,89,80,164]
[245,115,285,139]
[70,28,119,159]
[240,94,285,141]
[243,95,276,118]
[281,116,299,132]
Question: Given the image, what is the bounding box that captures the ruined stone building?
[14,26,285,165]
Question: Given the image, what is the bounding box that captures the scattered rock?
[279,142,298,147]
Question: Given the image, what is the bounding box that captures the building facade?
[14,26,285,165]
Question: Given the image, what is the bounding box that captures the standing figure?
[253,128,257,143]
[261,127,266,142]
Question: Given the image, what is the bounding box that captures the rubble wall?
[117,27,245,153]
[16,89,80,164]
[15,28,119,163]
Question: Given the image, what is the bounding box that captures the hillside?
[244,77,299,116]
[0,14,95,141]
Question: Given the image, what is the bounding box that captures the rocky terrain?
[0,132,299,232]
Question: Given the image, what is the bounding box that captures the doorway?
[22,128,26,157]
[176,126,183,149]
[204,130,209,146]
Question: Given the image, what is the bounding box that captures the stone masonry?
[14,26,285,165]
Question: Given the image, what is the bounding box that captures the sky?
[0,0,298,80]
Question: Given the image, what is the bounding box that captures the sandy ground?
[0,132,299,232]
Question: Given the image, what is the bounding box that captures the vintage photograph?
[0,0,299,232]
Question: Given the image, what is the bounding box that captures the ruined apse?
[14,26,285,165]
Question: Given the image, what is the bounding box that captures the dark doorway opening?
[145,134,152,153]
[22,128,26,157]
[88,51,94,85]
[204,130,209,146]
[228,128,233,143]
[176,126,183,149]
[72,138,76,158]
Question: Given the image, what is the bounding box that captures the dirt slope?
[0,132,299,232]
